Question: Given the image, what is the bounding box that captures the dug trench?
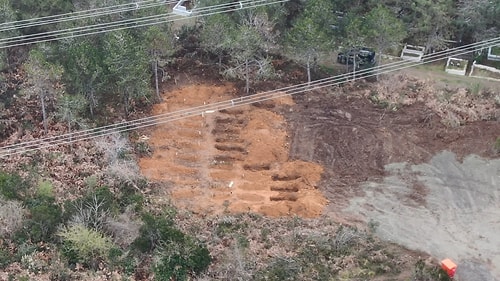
[138,78,500,279]
[138,84,326,218]
[139,80,499,216]
[140,81,500,217]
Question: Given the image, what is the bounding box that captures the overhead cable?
[1,36,498,157]
[0,0,287,49]
[0,0,174,32]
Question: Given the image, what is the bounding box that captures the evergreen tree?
[10,0,73,33]
[61,37,105,118]
[285,0,333,83]
[23,49,63,134]
[364,5,406,78]
[457,0,500,42]
[104,30,151,117]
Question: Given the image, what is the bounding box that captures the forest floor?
[138,66,500,280]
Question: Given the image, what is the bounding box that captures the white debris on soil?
[345,151,500,281]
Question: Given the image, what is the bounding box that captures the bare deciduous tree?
[95,133,143,188]
[70,194,109,231]
[0,198,25,238]
[104,206,142,248]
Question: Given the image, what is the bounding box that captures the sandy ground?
[137,76,500,280]
[345,151,500,281]
[139,84,327,217]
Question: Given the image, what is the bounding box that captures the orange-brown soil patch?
[139,84,328,217]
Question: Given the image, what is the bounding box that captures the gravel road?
[345,151,500,281]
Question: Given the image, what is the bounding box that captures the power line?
[0,0,174,33]
[0,0,163,28]
[0,0,246,43]
[1,36,498,158]
[3,37,498,153]
[2,37,498,154]
[0,0,287,49]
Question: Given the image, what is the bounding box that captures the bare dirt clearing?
[138,84,327,217]
[138,73,500,280]
[281,80,500,280]
[285,84,500,214]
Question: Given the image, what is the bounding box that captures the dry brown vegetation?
[2,67,497,280]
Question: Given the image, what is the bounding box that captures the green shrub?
[18,182,62,243]
[133,213,184,252]
[119,254,138,275]
[494,137,500,154]
[131,212,211,280]
[23,194,63,242]
[14,242,37,261]
[154,239,211,281]
[188,243,211,273]
[0,247,13,269]
[107,247,123,268]
[59,224,114,267]
[0,171,27,200]
[37,180,54,198]
[118,183,144,212]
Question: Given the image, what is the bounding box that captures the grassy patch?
[494,137,500,154]
[414,61,446,72]
[471,68,500,80]
[491,46,500,56]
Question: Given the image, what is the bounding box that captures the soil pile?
[138,84,327,217]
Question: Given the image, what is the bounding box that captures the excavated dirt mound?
[139,84,327,217]
[139,81,500,219]
[138,78,500,279]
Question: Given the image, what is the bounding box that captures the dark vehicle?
[337,47,376,67]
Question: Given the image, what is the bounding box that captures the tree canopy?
[0,0,497,128]
[285,0,334,83]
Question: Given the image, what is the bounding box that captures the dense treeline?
[1,0,499,129]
